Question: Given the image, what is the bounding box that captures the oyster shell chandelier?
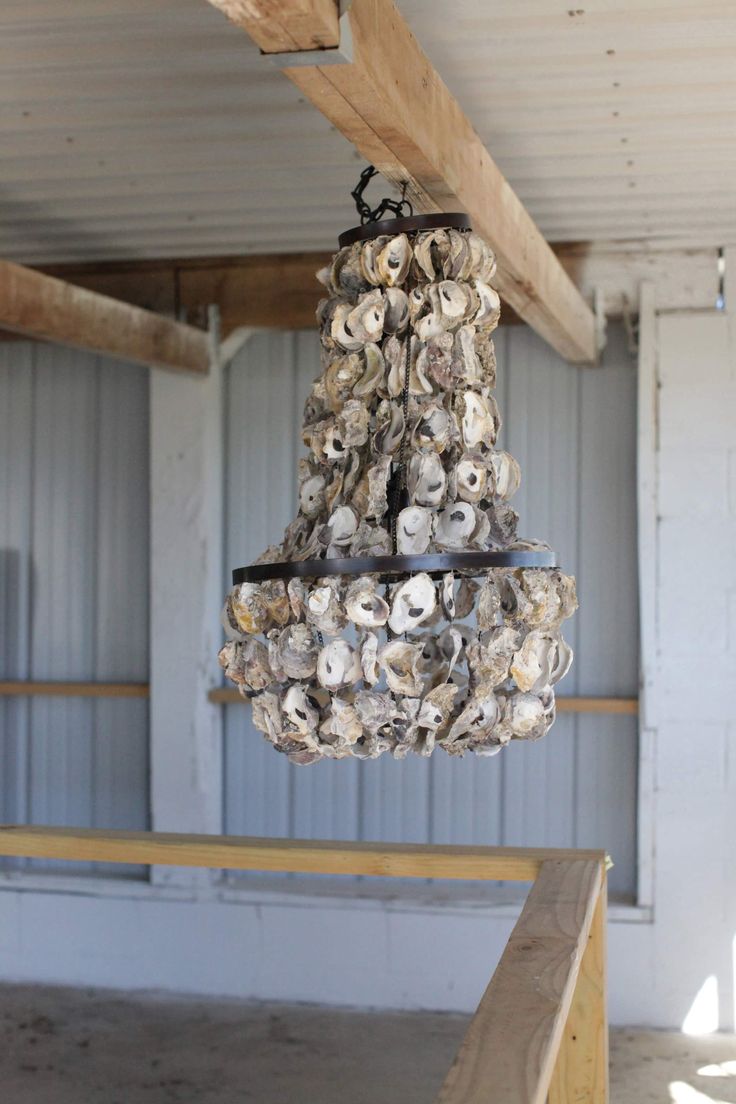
[219,169,577,765]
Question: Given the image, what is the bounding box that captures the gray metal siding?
[223,324,639,899]
[0,341,150,876]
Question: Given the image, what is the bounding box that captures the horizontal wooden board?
[0,826,606,881]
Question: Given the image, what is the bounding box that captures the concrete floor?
[1,985,736,1103]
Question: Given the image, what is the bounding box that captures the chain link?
[351,165,414,225]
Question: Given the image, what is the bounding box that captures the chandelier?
[219,173,577,765]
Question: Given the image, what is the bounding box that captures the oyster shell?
[510,631,557,692]
[477,575,502,629]
[459,391,499,451]
[337,399,370,448]
[355,689,397,733]
[276,623,318,680]
[331,303,363,352]
[307,580,347,635]
[331,242,369,298]
[438,280,469,323]
[474,280,501,327]
[325,353,363,411]
[231,583,270,636]
[467,626,522,687]
[407,451,447,507]
[498,691,547,740]
[445,689,500,744]
[287,578,309,621]
[221,595,244,641]
[347,289,385,344]
[383,287,409,333]
[452,325,482,382]
[418,683,458,733]
[455,455,487,503]
[251,690,282,743]
[316,639,362,690]
[260,579,290,627]
[360,631,380,685]
[417,332,454,390]
[412,403,455,452]
[373,400,405,454]
[435,502,476,549]
[360,235,390,286]
[282,685,319,735]
[440,573,456,620]
[489,451,521,500]
[377,234,411,286]
[396,505,433,555]
[378,640,423,696]
[345,577,390,628]
[326,505,359,547]
[388,573,437,634]
[354,343,385,398]
[299,472,327,519]
[319,696,363,752]
[218,641,246,686]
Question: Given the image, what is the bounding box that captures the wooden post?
[549,878,609,1104]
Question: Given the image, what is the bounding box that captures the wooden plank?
[0,681,149,699]
[0,827,605,882]
[0,259,209,374]
[224,0,598,363]
[207,686,638,714]
[208,0,339,52]
[435,859,604,1104]
[549,878,609,1104]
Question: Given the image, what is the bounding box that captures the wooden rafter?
[0,259,209,373]
[207,0,597,363]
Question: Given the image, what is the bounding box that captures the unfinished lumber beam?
[436,859,605,1104]
[0,259,209,373]
[208,0,597,363]
[0,827,606,883]
[208,0,339,52]
[549,878,609,1104]
[0,681,149,700]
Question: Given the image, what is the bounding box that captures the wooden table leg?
[548,875,609,1104]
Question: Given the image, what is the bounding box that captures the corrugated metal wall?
[223,324,639,899]
[0,341,150,876]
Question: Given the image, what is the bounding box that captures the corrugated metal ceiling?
[1,0,734,263]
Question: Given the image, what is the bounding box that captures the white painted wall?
[0,305,734,1030]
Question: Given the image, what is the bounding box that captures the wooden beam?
[210,0,597,363]
[435,859,604,1104]
[549,878,609,1104]
[0,681,149,700]
[0,827,605,882]
[0,259,209,373]
[209,0,339,52]
[207,686,638,714]
[177,252,331,332]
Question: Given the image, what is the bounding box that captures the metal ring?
[233,549,556,585]
[338,213,472,248]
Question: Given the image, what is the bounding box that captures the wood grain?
[264,0,598,363]
[0,827,605,882]
[0,259,209,374]
[549,879,609,1104]
[435,859,604,1104]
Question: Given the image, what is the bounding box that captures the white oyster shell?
[408,451,446,507]
[396,505,433,555]
[345,578,390,628]
[388,572,437,634]
[378,640,424,696]
[316,639,362,690]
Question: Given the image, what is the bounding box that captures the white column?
[149,336,224,887]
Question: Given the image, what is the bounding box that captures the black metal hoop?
[338,213,472,248]
[233,549,556,586]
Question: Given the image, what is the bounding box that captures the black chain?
[351,165,414,225]
[389,334,412,554]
